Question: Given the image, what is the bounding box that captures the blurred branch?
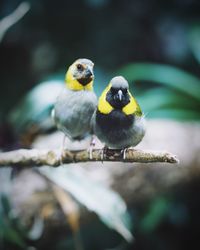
[0,2,30,42]
[0,148,179,167]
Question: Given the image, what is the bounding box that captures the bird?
[52,58,97,151]
[92,76,145,158]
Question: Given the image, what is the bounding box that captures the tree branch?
[0,2,30,42]
[0,148,179,167]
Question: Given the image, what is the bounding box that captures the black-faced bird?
[93,76,145,158]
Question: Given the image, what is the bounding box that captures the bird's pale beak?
[118,90,123,101]
[85,68,93,78]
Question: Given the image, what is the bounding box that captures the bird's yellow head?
[98,76,142,116]
[65,58,94,91]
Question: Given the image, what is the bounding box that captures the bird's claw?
[87,136,96,160]
[87,146,94,160]
[59,135,66,165]
[100,146,108,163]
[59,149,65,165]
[121,148,128,160]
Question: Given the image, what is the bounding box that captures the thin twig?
[0,148,179,167]
[0,2,30,42]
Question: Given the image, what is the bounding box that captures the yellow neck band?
[98,85,142,116]
[98,84,113,114]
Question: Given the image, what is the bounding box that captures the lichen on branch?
[0,148,179,168]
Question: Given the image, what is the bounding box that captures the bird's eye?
[77,64,84,71]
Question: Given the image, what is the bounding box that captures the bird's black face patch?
[78,76,93,86]
[106,87,130,109]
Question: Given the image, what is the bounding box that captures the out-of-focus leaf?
[148,109,200,120]
[140,197,169,233]
[0,195,26,248]
[188,25,200,64]
[139,87,200,111]
[27,216,44,240]
[39,166,133,242]
[52,184,80,232]
[8,80,63,133]
[52,185,83,250]
[0,2,30,43]
[118,63,200,101]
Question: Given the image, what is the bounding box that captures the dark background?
[0,0,200,116]
[0,1,200,250]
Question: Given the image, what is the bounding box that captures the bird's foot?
[58,149,65,165]
[87,136,96,160]
[100,146,108,163]
[59,135,66,165]
[87,147,93,160]
[121,148,129,160]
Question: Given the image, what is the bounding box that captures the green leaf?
[138,87,200,113]
[118,63,200,101]
[27,216,44,240]
[39,166,133,242]
[188,25,200,64]
[8,80,63,133]
[146,109,200,120]
[0,195,26,248]
[140,197,169,233]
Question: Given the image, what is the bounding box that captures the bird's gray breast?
[54,88,97,139]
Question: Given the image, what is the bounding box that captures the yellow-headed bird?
[93,76,145,151]
[53,58,97,141]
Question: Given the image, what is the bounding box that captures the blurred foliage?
[0,166,134,249]
[188,25,200,64]
[0,195,27,249]
[132,180,200,250]
[8,80,63,134]
[0,0,200,119]
[39,166,133,242]
[0,0,200,249]
[140,197,170,233]
[118,63,200,120]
